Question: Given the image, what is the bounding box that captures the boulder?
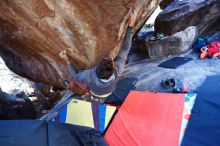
[155,0,220,35]
[159,0,174,10]
[0,0,160,88]
[147,26,198,58]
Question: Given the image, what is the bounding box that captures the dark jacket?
[0,89,17,102]
[68,27,132,96]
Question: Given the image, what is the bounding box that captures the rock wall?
[159,0,174,9]
[155,0,220,35]
[0,0,161,88]
[147,26,198,59]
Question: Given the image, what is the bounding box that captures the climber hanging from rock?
[59,13,137,101]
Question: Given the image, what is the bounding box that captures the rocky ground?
[124,51,220,93]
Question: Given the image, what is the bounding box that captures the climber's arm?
[67,63,78,78]
[59,50,78,78]
[114,13,137,77]
[0,91,17,102]
[114,27,132,77]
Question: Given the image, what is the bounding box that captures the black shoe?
[162,79,176,88]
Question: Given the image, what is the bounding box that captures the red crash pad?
[104,91,185,146]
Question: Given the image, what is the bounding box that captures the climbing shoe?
[162,79,176,88]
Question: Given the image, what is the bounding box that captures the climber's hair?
[96,58,114,79]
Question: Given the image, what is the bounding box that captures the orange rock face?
[0,0,160,88]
